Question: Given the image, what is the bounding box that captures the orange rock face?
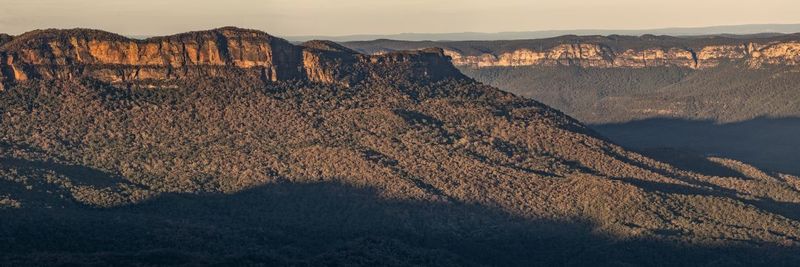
[0,28,462,89]
[444,41,800,69]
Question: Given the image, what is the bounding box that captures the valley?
[345,35,800,176]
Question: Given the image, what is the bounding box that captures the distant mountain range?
[285,23,800,42]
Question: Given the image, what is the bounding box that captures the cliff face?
[344,35,800,70]
[0,28,463,89]
[444,41,800,69]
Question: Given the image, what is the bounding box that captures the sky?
[1,0,799,37]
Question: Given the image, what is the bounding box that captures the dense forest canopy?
[2,28,800,265]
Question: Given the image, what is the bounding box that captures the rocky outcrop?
[747,42,800,67]
[0,28,463,89]
[299,43,463,86]
[443,41,800,69]
[366,48,465,82]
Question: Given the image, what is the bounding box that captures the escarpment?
[444,42,800,69]
[346,34,800,69]
[0,27,463,89]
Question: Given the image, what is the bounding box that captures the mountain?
[0,27,461,90]
[345,34,800,70]
[344,34,800,176]
[2,28,800,265]
[286,23,800,42]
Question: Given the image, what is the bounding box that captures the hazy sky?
[1,0,799,37]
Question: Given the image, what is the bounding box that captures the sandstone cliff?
[444,42,800,69]
[345,35,800,69]
[0,27,463,89]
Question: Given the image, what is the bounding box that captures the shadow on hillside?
[2,181,800,266]
[616,176,800,223]
[0,157,133,188]
[592,117,800,176]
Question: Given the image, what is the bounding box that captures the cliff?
[345,34,800,69]
[0,27,463,89]
[444,42,800,69]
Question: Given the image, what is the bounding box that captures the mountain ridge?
[286,23,800,42]
[0,27,463,90]
[345,34,800,69]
